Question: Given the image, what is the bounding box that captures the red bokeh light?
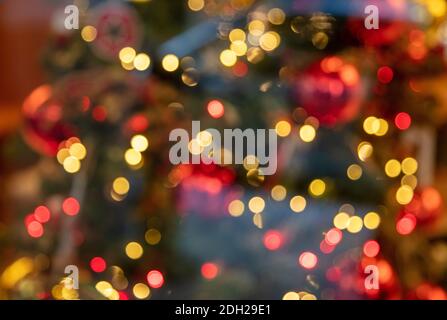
[377,66,394,84]
[396,214,417,235]
[325,228,343,246]
[34,206,51,223]
[92,106,107,122]
[27,221,44,238]
[62,197,80,216]
[394,112,411,130]
[147,270,164,288]
[201,262,219,280]
[298,251,318,270]
[363,240,380,258]
[263,230,284,251]
[207,100,225,119]
[90,257,107,273]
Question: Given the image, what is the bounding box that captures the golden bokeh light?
[290,195,306,213]
[271,185,287,201]
[220,49,237,67]
[347,164,362,181]
[113,177,130,196]
[162,54,180,72]
[385,159,401,178]
[275,120,292,137]
[299,125,316,142]
[125,242,144,260]
[363,212,381,230]
[228,199,245,217]
[248,196,265,214]
[309,179,326,197]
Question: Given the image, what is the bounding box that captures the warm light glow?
[119,47,136,63]
[133,283,150,299]
[271,185,287,201]
[363,212,381,230]
[299,251,318,269]
[275,120,292,137]
[333,212,350,230]
[385,159,401,178]
[147,270,164,288]
[220,49,237,67]
[309,179,326,197]
[131,135,149,152]
[228,199,245,217]
[299,125,316,142]
[125,242,144,260]
[347,216,363,233]
[396,185,414,205]
[290,195,306,213]
[113,177,130,195]
[162,54,179,72]
[347,164,362,181]
[81,25,97,42]
[134,53,151,71]
[248,197,265,214]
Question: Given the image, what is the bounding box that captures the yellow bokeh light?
[347,216,363,233]
[259,31,280,51]
[271,185,287,201]
[220,49,237,67]
[396,185,414,205]
[290,195,306,213]
[268,8,286,25]
[69,143,87,160]
[63,156,81,173]
[188,0,204,11]
[188,139,204,155]
[133,283,150,299]
[375,119,389,136]
[358,141,373,162]
[243,155,259,171]
[81,25,97,42]
[230,40,248,56]
[248,196,265,214]
[333,212,350,230]
[125,148,142,166]
[259,31,281,51]
[229,28,246,42]
[309,179,326,197]
[125,242,143,260]
[299,125,316,142]
[119,47,136,64]
[162,54,180,72]
[145,229,161,245]
[401,174,418,190]
[301,294,317,300]
[113,177,130,195]
[248,20,265,36]
[427,0,446,17]
[228,199,245,217]
[363,212,381,230]
[385,159,401,178]
[196,131,213,147]
[247,47,264,64]
[275,120,292,137]
[363,116,380,135]
[134,53,151,71]
[131,135,149,152]
[282,291,300,300]
[401,157,418,175]
[57,148,70,165]
[347,164,362,181]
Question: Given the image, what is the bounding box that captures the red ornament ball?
[294,57,362,126]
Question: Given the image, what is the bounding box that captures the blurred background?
[1,0,447,300]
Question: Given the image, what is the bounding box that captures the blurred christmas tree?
[1,0,447,300]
